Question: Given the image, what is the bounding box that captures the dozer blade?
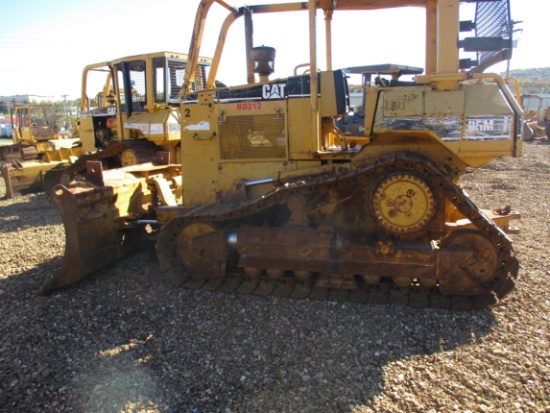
[0,147,83,199]
[44,182,146,291]
[42,142,129,197]
[0,162,15,199]
[1,160,59,199]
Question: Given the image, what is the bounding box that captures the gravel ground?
[1,142,549,413]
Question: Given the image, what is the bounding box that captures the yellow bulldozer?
[41,51,213,195]
[0,53,212,198]
[46,0,522,309]
[0,104,81,198]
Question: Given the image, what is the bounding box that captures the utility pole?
[61,94,70,135]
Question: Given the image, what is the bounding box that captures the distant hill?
[349,67,550,95]
[506,67,550,94]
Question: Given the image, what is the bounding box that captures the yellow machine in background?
[10,104,60,146]
[1,53,212,198]
[41,51,213,194]
[48,0,522,309]
[521,94,550,141]
[0,104,81,198]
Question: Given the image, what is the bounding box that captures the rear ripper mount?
[155,154,519,309]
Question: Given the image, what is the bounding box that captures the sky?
[0,0,546,101]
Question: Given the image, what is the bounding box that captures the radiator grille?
[219,114,287,161]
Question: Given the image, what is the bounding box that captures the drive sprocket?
[371,173,437,235]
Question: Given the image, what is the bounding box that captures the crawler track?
[156,153,519,309]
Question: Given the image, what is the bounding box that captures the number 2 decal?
[184,108,191,117]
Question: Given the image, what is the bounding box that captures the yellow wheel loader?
[47,0,522,309]
[0,104,81,198]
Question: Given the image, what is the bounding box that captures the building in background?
[0,117,11,138]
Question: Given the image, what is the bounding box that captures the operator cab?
[341,64,423,135]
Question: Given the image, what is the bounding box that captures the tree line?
[506,67,550,94]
